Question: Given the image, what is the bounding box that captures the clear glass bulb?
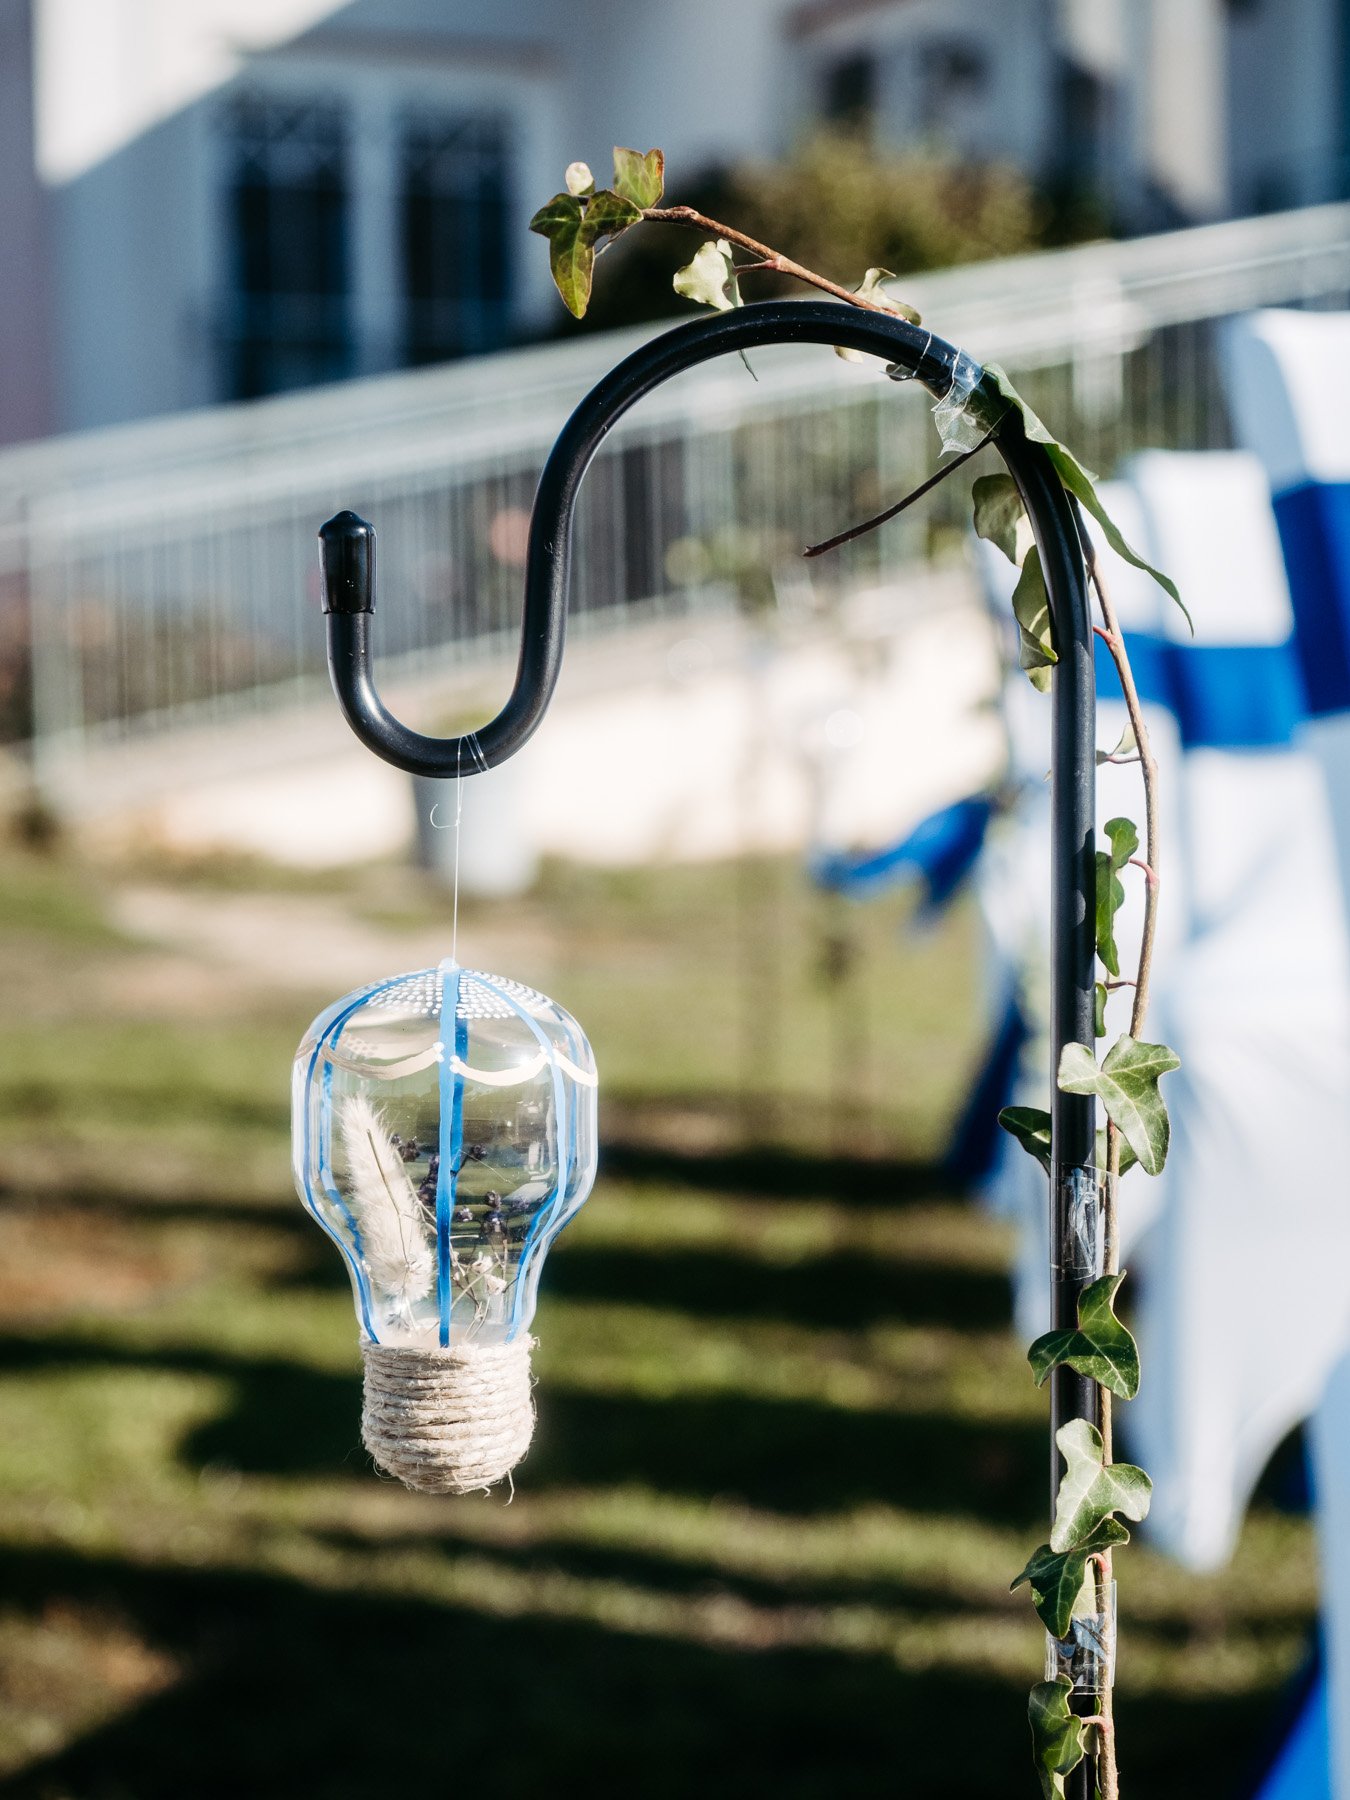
[292,960,597,1348]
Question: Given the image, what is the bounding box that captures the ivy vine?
[532,148,1185,1800]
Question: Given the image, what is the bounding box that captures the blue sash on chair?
[1274,481,1350,718]
[811,794,995,915]
[1096,632,1302,750]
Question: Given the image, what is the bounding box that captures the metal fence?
[3,201,1349,788]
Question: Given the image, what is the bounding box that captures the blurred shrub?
[716,131,1045,280]
[578,129,1076,333]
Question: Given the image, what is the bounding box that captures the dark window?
[822,52,876,127]
[1058,62,1108,183]
[221,94,351,400]
[400,113,511,366]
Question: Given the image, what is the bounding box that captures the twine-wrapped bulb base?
[361,1337,536,1495]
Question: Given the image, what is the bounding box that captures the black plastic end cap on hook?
[319,510,376,615]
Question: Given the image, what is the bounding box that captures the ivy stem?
[642,205,902,312]
[802,428,997,558]
[1078,512,1162,1800]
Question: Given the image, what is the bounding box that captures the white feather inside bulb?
[337,1093,435,1318]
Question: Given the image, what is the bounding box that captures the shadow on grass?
[597,1132,964,1202]
[544,1243,1011,1330]
[0,1329,1043,1521]
[0,1133,1311,1799]
[306,1523,989,1616]
[0,1544,1282,1800]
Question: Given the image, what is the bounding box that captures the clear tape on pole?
[931,350,994,454]
[1045,1582,1117,1694]
[1053,1165,1108,1284]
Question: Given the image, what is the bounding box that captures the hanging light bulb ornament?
[292,959,598,1494]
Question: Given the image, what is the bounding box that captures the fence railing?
[3,201,1348,790]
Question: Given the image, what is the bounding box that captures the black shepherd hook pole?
[318,300,1098,1784]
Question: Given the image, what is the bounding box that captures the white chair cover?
[1225,309,1350,1794]
[1124,446,1350,1575]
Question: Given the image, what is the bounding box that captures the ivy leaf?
[1095,859,1123,977]
[587,188,644,242]
[971,476,1053,691]
[529,188,643,318]
[973,363,1055,447]
[1052,444,1192,632]
[529,194,593,317]
[673,239,742,312]
[1094,816,1138,979]
[612,145,664,209]
[1012,1517,1130,1638]
[1028,1678,1087,1800]
[977,363,1191,631]
[1059,1035,1180,1176]
[1105,816,1138,867]
[836,267,921,362]
[971,472,1025,565]
[998,1105,1052,1174]
[855,266,920,322]
[1028,1272,1141,1399]
[1051,1417,1152,1551]
[565,161,595,197]
[1097,720,1139,766]
[1012,545,1056,693]
[1093,982,1107,1039]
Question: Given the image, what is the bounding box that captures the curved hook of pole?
[317,297,1088,779]
[323,302,972,776]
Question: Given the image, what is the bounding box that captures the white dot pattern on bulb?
[362,972,441,1016]
[460,973,553,1020]
[456,977,517,1020]
[361,968,554,1022]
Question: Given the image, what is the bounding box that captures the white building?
[0,0,1345,446]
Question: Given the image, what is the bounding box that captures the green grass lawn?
[0,847,1316,1797]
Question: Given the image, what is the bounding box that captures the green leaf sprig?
[1013,1419,1151,1637]
[974,366,1191,632]
[1058,1035,1180,1177]
[974,473,1055,690]
[1096,816,1139,979]
[1028,1678,1089,1800]
[529,148,664,316]
[1028,1272,1141,1400]
[1013,1517,1132,1641]
[1049,1418,1152,1552]
[672,239,742,312]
